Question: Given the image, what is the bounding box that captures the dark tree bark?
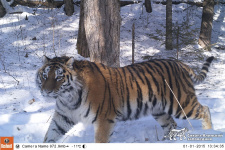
[64,0,74,16]
[78,0,120,67]
[198,0,214,51]
[77,0,89,57]
[166,0,173,50]
[12,0,64,8]
[145,0,152,13]
[0,0,6,18]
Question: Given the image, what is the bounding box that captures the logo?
[164,128,188,141]
[15,145,19,149]
[0,137,14,150]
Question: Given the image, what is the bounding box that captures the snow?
[0,2,225,143]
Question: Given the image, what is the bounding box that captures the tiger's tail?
[190,56,214,85]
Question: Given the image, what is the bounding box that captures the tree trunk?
[145,0,152,13]
[198,0,214,51]
[82,0,120,67]
[166,0,173,50]
[77,0,89,57]
[0,0,6,18]
[64,0,74,16]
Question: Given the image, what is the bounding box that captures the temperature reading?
[73,144,87,149]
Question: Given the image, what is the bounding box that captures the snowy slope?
[0,2,225,143]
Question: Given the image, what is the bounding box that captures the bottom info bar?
[13,143,225,150]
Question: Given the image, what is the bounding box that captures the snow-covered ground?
[0,1,225,143]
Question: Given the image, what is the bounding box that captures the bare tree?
[166,0,173,50]
[145,0,152,13]
[0,0,6,18]
[198,0,214,51]
[77,0,89,57]
[64,0,74,16]
[77,0,120,67]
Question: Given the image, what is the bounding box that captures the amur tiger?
[36,56,214,143]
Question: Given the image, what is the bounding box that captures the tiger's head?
[36,56,78,98]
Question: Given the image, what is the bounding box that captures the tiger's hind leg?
[201,106,212,129]
[152,112,177,137]
[191,105,212,129]
[177,101,212,130]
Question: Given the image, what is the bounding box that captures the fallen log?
[11,0,64,8]
[11,0,142,8]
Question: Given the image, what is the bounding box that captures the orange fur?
[37,56,213,143]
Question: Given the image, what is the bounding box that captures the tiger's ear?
[66,57,75,69]
[42,56,51,64]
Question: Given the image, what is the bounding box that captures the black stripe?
[126,66,135,81]
[136,80,143,101]
[111,97,121,117]
[52,129,61,135]
[130,66,145,84]
[84,90,89,103]
[126,87,131,119]
[108,68,113,82]
[152,112,165,119]
[115,68,125,106]
[161,123,170,128]
[194,105,202,119]
[56,101,66,113]
[84,103,91,118]
[113,69,120,95]
[121,67,129,107]
[206,56,214,63]
[100,83,108,114]
[175,111,182,119]
[168,61,182,115]
[101,63,106,69]
[71,90,82,109]
[153,64,166,93]
[152,96,157,107]
[144,64,160,93]
[107,119,115,124]
[47,139,55,143]
[200,72,207,77]
[144,75,153,102]
[174,64,189,93]
[184,102,198,119]
[106,84,112,116]
[92,105,100,123]
[92,63,106,82]
[152,61,165,73]
[53,120,66,135]
[87,62,94,72]
[125,67,134,89]
[49,63,64,67]
[143,103,149,116]
[135,79,143,119]
[181,70,194,91]
[58,99,67,108]
[129,76,134,89]
[162,89,167,111]
[57,112,74,126]
[161,61,173,115]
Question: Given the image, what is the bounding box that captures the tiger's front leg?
[94,119,115,143]
[152,112,177,140]
[44,111,76,143]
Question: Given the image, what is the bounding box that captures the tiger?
[36,56,214,143]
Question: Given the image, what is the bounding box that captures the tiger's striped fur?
[36,56,214,143]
